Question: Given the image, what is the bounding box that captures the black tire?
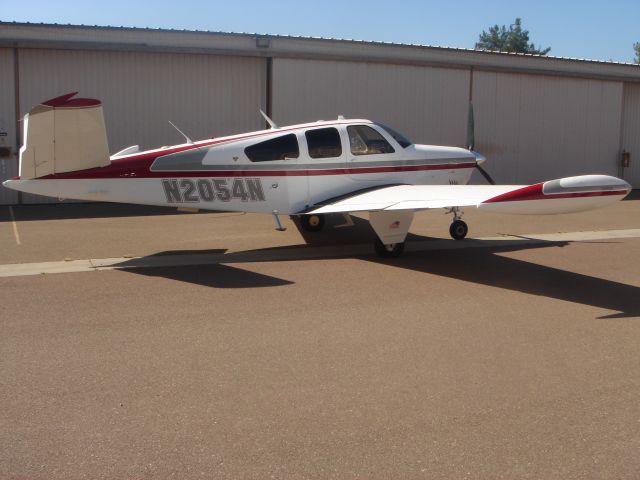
[449,219,468,240]
[374,237,405,258]
[300,214,325,232]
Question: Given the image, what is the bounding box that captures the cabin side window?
[244,134,299,162]
[305,127,342,159]
[347,125,395,156]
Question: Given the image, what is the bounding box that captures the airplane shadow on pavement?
[115,249,294,288]
[374,244,640,320]
[123,262,294,288]
[119,214,639,318]
[293,214,640,319]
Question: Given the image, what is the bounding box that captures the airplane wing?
[308,175,631,216]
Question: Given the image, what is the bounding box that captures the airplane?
[3,92,632,257]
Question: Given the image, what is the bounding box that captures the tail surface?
[19,92,110,179]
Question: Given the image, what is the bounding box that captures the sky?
[2,0,639,63]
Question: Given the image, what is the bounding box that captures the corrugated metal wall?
[0,48,17,205]
[621,83,640,187]
[1,47,637,206]
[473,71,623,185]
[272,58,470,148]
[273,59,627,185]
[17,48,267,203]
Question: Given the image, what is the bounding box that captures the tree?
[475,18,551,55]
[634,42,640,64]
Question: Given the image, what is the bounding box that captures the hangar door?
[16,48,267,204]
[472,72,623,185]
[621,83,640,188]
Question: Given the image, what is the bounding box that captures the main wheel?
[300,214,325,232]
[374,238,405,258]
[449,219,468,240]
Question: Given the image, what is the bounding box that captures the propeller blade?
[466,102,475,151]
[466,101,493,184]
[476,163,496,185]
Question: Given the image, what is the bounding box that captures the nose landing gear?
[447,207,468,240]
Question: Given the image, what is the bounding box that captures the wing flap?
[309,184,519,214]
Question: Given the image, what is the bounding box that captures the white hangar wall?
[18,49,267,151]
[273,58,629,186]
[272,58,470,148]
[16,48,267,204]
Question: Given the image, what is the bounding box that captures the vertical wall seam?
[618,82,626,179]
[266,56,273,128]
[13,46,21,204]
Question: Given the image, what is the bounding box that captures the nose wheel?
[449,219,468,240]
[446,207,468,240]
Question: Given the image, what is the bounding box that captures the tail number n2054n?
[162,178,265,204]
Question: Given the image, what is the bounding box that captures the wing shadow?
[112,250,293,288]
[367,243,640,319]
[291,213,639,318]
[121,262,293,288]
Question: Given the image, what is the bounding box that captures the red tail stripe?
[41,92,101,108]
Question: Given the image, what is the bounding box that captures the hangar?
[0,21,639,205]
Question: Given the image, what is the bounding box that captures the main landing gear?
[373,238,405,258]
[447,207,468,240]
[297,209,468,258]
[299,213,326,232]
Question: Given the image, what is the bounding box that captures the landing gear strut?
[300,214,325,232]
[374,238,405,258]
[447,207,468,240]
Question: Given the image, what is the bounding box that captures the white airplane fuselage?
[10,119,479,215]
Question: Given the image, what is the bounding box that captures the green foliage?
[634,42,640,64]
[475,18,551,55]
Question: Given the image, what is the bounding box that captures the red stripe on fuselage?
[37,161,478,180]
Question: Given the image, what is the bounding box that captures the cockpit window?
[347,125,395,156]
[375,123,413,148]
[244,134,299,162]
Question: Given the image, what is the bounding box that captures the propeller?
[466,102,496,185]
[466,102,475,151]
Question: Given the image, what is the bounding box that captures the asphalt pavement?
[1,195,639,479]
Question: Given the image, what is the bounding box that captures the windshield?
[375,123,413,148]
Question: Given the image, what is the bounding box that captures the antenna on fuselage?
[260,109,278,129]
[168,120,194,145]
